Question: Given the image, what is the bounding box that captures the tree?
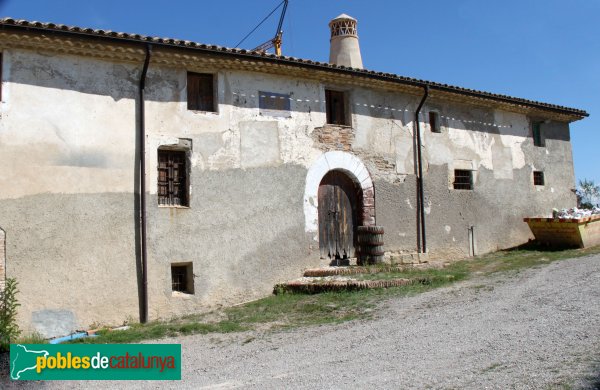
[577,179,600,209]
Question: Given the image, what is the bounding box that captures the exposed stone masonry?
[311,125,355,152]
[362,186,376,226]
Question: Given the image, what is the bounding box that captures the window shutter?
[187,72,215,112]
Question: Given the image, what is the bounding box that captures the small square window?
[158,149,188,207]
[187,72,215,112]
[259,91,291,117]
[453,169,473,190]
[171,263,194,294]
[325,89,348,126]
[532,122,544,147]
[533,171,545,186]
[429,112,441,133]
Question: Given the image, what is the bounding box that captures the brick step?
[274,274,455,294]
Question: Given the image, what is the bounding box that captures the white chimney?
[328,14,363,69]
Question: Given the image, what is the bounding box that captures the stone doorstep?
[275,275,455,294]
[275,278,414,294]
[303,260,444,277]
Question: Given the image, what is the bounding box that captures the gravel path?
[5,254,600,389]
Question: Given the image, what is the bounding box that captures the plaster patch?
[240,121,281,168]
[395,136,414,174]
[453,159,474,171]
[32,309,78,339]
[195,132,225,164]
[426,142,452,166]
[509,137,526,169]
[492,143,514,180]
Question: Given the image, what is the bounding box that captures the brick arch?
[304,151,375,235]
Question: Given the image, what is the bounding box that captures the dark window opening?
[325,89,348,126]
[532,122,544,147]
[158,149,188,207]
[171,263,194,294]
[429,111,441,133]
[533,171,545,186]
[259,91,291,117]
[453,169,473,190]
[187,72,215,112]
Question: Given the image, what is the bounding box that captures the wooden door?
[318,171,360,261]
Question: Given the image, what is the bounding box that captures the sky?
[1,0,598,185]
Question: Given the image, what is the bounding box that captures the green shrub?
[16,332,47,345]
[0,278,21,351]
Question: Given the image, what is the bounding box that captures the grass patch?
[69,244,600,345]
[352,264,469,282]
[73,320,245,344]
[460,243,600,275]
[16,332,48,345]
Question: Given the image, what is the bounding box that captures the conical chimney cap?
[330,13,357,22]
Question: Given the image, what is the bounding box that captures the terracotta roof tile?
[0,17,588,119]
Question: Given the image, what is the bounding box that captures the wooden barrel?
[357,226,385,265]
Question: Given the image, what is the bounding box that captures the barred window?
[453,169,473,190]
[158,149,188,207]
[171,263,194,294]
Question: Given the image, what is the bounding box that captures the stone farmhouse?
[0,15,587,337]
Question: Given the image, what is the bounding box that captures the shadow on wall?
[9,52,569,142]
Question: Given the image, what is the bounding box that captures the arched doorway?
[318,170,362,263]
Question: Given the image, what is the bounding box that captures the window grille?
[171,264,194,294]
[453,169,473,190]
[158,150,188,206]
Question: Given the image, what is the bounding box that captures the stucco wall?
[349,86,575,257]
[0,47,577,336]
[0,49,140,336]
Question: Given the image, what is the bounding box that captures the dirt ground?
[3,254,600,389]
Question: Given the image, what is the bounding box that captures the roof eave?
[0,19,589,122]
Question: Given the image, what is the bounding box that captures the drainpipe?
[415,86,429,253]
[139,44,152,323]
